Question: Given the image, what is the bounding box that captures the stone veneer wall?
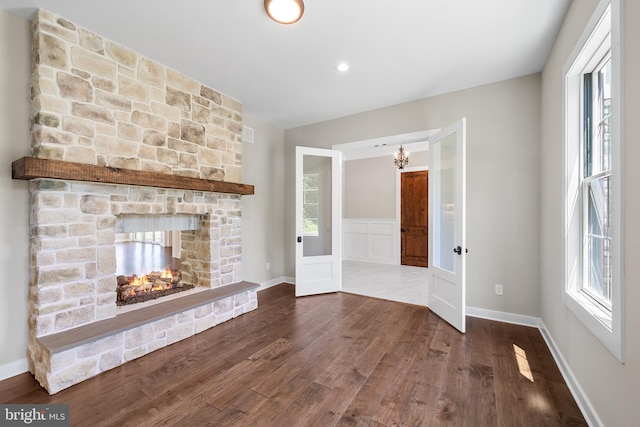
[30,290,257,394]
[29,180,243,337]
[31,9,243,181]
[27,179,248,394]
[31,288,256,394]
[30,291,258,394]
[26,10,256,394]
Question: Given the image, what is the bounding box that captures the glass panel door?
[302,155,332,257]
[432,133,457,273]
[295,147,342,297]
[428,118,467,333]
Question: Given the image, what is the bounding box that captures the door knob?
[453,246,468,255]
[401,228,405,232]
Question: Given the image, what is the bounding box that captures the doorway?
[328,119,466,332]
[400,170,428,267]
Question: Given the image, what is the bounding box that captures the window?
[134,231,162,244]
[303,173,319,236]
[583,53,612,310]
[563,0,623,362]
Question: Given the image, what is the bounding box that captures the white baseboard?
[466,306,541,328]
[466,307,600,427]
[0,358,28,381]
[258,276,294,291]
[539,321,603,427]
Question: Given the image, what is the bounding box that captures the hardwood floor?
[0,284,586,426]
[115,242,181,275]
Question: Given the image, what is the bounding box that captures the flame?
[117,267,190,306]
[121,268,179,300]
[130,274,153,285]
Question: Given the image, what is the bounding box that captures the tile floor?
[341,260,429,306]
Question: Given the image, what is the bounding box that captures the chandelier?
[394,145,409,169]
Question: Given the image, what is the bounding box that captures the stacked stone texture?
[30,180,244,337]
[29,289,257,394]
[27,9,255,394]
[31,9,243,183]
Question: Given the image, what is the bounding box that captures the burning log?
[116,268,194,306]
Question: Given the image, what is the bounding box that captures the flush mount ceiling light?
[264,0,305,24]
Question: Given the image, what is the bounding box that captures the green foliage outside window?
[303,174,319,235]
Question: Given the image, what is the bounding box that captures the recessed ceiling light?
[336,63,350,72]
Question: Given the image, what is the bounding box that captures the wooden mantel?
[12,157,254,195]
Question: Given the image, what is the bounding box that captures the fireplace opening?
[115,231,191,306]
[115,214,201,307]
[115,267,194,306]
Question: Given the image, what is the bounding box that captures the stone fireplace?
[20,9,258,394]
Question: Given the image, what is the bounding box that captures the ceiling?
[0,0,570,129]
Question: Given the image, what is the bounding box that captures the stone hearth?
[24,9,257,394]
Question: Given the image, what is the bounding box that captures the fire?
[116,268,190,306]
[128,270,171,288]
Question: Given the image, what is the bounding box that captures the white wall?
[540,1,640,425]
[344,156,396,219]
[285,73,542,317]
[344,151,428,219]
[0,9,31,374]
[343,219,399,264]
[241,113,287,286]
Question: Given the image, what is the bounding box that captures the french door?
[428,118,467,332]
[295,147,342,296]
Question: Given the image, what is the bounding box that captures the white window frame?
[581,53,612,311]
[563,0,624,362]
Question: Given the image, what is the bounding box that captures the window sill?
[562,288,622,362]
[567,290,611,330]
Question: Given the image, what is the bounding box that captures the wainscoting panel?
[343,219,399,265]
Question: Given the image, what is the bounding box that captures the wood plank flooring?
[115,241,180,276]
[0,284,586,426]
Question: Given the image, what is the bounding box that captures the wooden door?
[401,170,428,267]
